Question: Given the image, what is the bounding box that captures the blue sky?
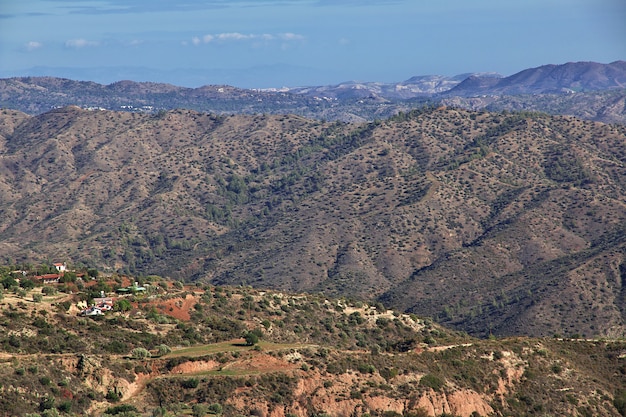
[0,0,624,88]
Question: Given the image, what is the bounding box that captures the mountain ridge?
[1,106,625,339]
[2,61,625,125]
[446,60,626,96]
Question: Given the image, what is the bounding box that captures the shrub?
[419,374,445,392]
[105,389,121,402]
[208,403,223,414]
[42,286,57,296]
[57,401,72,413]
[244,331,259,346]
[130,347,151,359]
[181,378,199,389]
[192,404,208,417]
[380,367,399,380]
[39,396,55,411]
[156,344,171,356]
[105,340,128,354]
[104,404,138,415]
[357,363,376,374]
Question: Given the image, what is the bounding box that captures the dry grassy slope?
[1,283,625,417]
[0,106,625,338]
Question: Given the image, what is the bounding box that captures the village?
[0,262,167,318]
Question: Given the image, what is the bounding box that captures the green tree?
[59,271,77,283]
[115,299,132,312]
[1,275,17,290]
[41,286,57,295]
[244,331,259,346]
[20,279,36,290]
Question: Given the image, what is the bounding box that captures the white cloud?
[279,33,305,41]
[191,32,304,45]
[25,41,43,51]
[65,39,99,49]
[216,32,252,41]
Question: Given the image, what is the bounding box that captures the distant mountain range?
[444,60,626,96]
[1,61,625,124]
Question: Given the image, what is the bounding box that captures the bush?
[104,404,138,415]
[419,374,445,392]
[191,404,208,417]
[42,286,57,296]
[156,344,171,356]
[244,331,259,346]
[208,403,223,414]
[105,389,121,402]
[57,401,72,413]
[181,378,199,389]
[39,396,55,411]
[130,347,151,359]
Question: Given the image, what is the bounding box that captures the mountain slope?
[447,60,626,96]
[1,280,625,417]
[0,107,625,338]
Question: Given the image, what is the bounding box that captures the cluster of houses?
[20,262,151,317]
[81,294,114,316]
[32,263,72,284]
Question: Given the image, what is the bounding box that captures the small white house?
[53,263,66,273]
[82,306,103,316]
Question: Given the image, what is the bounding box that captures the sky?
[0,0,624,88]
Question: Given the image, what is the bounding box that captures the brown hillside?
[0,106,625,338]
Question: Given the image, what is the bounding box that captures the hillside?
[445,61,626,96]
[0,277,625,417]
[0,106,625,339]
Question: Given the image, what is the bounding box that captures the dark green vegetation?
[0,106,625,339]
[0,278,625,417]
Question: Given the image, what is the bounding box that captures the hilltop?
[0,106,625,339]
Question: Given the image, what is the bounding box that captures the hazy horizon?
[1,0,625,88]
